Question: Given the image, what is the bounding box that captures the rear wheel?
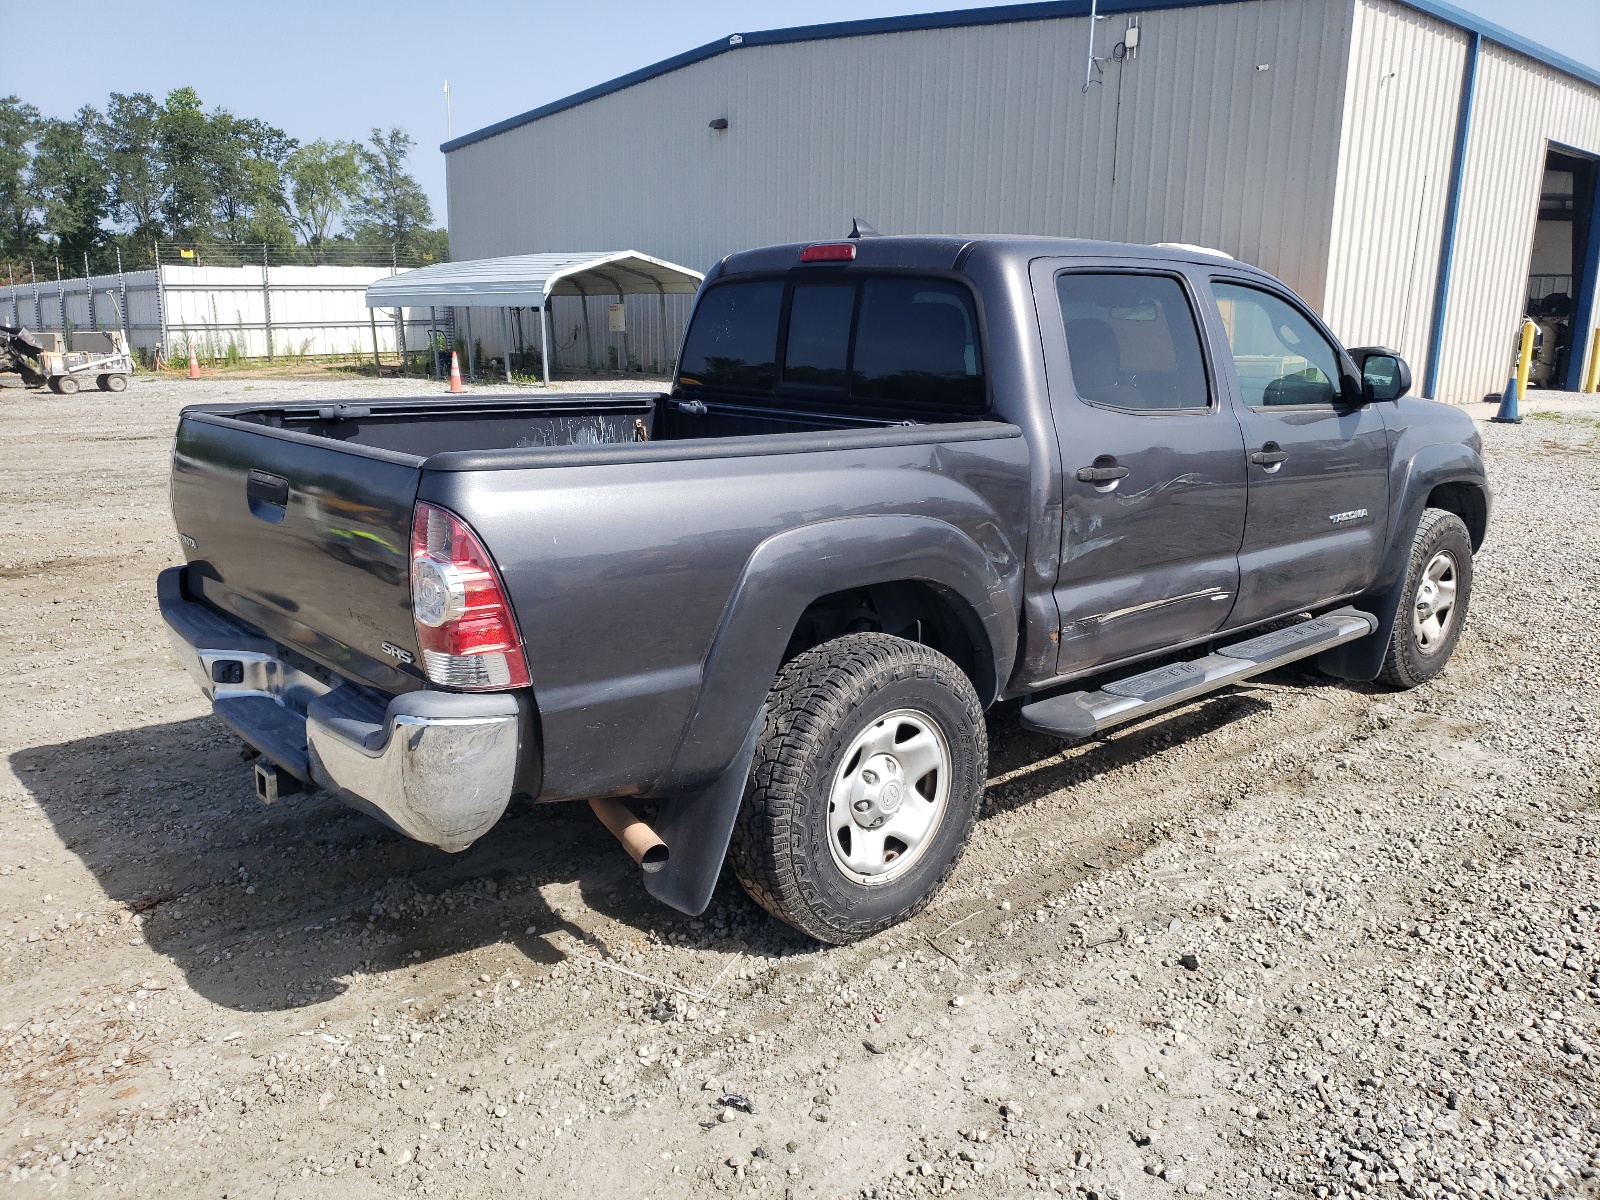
[1378,508,1473,688]
[55,374,79,395]
[728,633,987,944]
[96,373,128,392]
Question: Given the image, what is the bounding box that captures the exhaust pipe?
[589,798,669,873]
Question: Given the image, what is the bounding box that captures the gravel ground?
[1,374,1597,1199]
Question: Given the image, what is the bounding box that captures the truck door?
[1034,262,1249,676]
[1203,278,1391,628]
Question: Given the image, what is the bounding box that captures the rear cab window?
[675,280,784,393]
[677,274,986,418]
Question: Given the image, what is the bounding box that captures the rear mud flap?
[644,707,766,917]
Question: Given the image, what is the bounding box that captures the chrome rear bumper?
[158,566,523,852]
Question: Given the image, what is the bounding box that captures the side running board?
[1019,607,1377,741]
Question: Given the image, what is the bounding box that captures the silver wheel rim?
[826,708,951,885]
[1411,550,1459,654]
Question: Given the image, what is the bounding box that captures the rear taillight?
[409,502,530,690]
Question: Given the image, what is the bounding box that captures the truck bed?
[227,392,916,459]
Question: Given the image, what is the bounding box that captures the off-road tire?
[55,374,79,395]
[728,633,987,944]
[98,373,128,392]
[1378,507,1473,689]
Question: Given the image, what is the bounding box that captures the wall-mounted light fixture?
[709,117,729,131]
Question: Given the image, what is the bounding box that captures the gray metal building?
[443,0,1600,402]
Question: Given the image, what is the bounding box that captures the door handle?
[1076,464,1130,483]
[1251,444,1289,467]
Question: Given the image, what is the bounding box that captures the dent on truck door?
[1042,267,1248,675]
[1207,280,1391,628]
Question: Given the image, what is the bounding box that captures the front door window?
[1211,282,1341,407]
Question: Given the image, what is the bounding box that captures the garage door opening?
[1524,146,1599,390]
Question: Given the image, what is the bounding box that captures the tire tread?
[1377,507,1472,689]
[727,633,985,944]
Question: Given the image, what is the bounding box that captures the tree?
[0,96,42,259]
[32,107,108,267]
[209,112,296,243]
[410,226,450,263]
[285,139,360,256]
[157,87,215,240]
[237,157,298,246]
[350,127,433,253]
[100,92,163,245]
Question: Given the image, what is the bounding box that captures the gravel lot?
[1,374,1597,1199]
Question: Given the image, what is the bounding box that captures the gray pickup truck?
[159,234,1488,943]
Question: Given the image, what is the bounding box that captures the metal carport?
[364,251,703,385]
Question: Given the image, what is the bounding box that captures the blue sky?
[6,0,1598,230]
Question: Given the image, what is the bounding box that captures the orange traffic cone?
[186,344,201,380]
[448,350,464,393]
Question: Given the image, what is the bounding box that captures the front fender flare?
[661,514,1017,793]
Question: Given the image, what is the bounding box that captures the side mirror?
[1349,346,1411,402]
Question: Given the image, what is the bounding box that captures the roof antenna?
[847,218,881,239]
[1083,0,1108,91]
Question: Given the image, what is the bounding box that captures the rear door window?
[1056,272,1211,411]
[677,280,784,394]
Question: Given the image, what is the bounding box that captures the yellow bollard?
[1585,326,1600,394]
[1515,318,1536,401]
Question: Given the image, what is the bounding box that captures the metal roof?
[441,0,1600,154]
[363,251,704,309]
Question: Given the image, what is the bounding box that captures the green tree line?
[0,87,446,277]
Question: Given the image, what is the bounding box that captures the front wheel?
[55,374,79,395]
[728,633,987,944]
[1378,508,1473,688]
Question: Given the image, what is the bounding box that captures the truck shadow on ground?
[10,675,1310,1012]
[982,677,1294,816]
[9,715,691,1013]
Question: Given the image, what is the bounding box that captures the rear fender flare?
[661,514,1016,791]
[1319,442,1487,682]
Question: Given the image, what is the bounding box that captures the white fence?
[1,264,697,377]
[0,264,440,360]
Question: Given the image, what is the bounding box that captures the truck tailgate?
[170,413,425,693]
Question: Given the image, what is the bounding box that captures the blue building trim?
[1423,31,1480,401]
[1564,150,1600,391]
[441,0,1600,154]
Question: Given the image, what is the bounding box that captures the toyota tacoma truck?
[158,234,1489,944]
